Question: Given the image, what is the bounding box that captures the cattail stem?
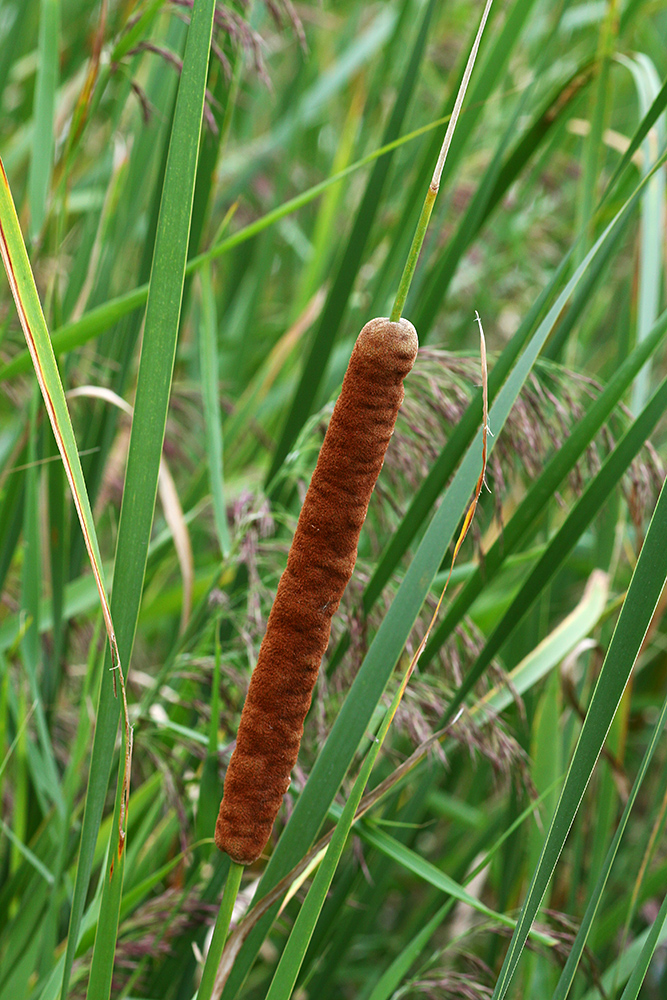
[390,185,437,322]
[196,860,244,1000]
[390,0,495,322]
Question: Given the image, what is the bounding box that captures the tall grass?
[0,1,666,1000]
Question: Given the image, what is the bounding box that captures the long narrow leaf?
[0,164,116,674]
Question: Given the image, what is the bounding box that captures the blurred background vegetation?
[1,0,667,998]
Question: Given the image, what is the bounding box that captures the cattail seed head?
[215,317,418,865]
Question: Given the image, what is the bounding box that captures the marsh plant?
[0,2,667,1000]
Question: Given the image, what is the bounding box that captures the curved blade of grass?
[62,1,216,997]
[219,158,659,1000]
[443,368,667,729]
[0,150,128,921]
[490,474,667,1000]
[471,569,609,720]
[0,161,118,678]
[265,0,438,485]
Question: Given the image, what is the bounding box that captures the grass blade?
[0,164,118,662]
[601,72,667,204]
[359,822,555,944]
[619,53,666,414]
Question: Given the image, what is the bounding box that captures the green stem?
[390,184,437,321]
[390,0,494,322]
[197,860,244,1000]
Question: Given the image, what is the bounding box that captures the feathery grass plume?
[215,317,419,864]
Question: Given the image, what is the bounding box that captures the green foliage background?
[1,0,667,998]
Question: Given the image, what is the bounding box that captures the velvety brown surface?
[215,317,419,864]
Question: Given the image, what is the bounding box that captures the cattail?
[215,317,419,864]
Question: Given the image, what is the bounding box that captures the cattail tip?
[355,317,419,375]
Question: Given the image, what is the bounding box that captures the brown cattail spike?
[215,317,419,865]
